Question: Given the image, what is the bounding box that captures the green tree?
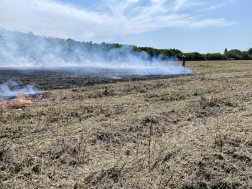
[190,52,206,60]
[132,46,141,52]
[184,53,193,60]
[136,46,182,58]
[224,48,227,54]
[248,48,252,55]
[225,50,242,60]
[212,53,227,60]
[113,43,121,48]
[147,50,155,58]
[229,49,242,55]
[205,53,213,60]
[171,48,182,54]
[241,51,249,60]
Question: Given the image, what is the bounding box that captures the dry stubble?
[0,60,252,188]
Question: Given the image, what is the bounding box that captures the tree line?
[132,46,252,61]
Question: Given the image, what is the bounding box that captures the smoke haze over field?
[0,81,38,97]
[0,29,191,75]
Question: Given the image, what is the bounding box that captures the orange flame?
[0,92,41,109]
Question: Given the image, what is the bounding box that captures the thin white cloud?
[173,0,205,12]
[174,0,189,12]
[150,0,166,4]
[204,0,235,10]
[190,18,235,28]
[209,3,226,10]
[127,0,140,3]
[0,0,236,42]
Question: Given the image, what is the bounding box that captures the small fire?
[0,92,50,109]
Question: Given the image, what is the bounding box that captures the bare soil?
[0,60,252,188]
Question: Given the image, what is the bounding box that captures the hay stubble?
[0,60,252,188]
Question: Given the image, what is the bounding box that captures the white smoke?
[0,29,191,75]
[0,81,38,97]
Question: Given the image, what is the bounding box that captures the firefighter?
[182,55,186,67]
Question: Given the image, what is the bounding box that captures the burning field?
[0,64,192,109]
[0,92,51,109]
[0,81,51,109]
[0,61,252,188]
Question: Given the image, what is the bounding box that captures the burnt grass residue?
[0,61,252,188]
[0,67,193,90]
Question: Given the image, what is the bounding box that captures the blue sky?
[0,0,251,53]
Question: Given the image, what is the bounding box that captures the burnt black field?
[0,67,192,90]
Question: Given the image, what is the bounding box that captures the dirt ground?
[0,60,252,188]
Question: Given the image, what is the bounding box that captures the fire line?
[0,92,51,109]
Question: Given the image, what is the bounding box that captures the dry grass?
[0,60,252,188]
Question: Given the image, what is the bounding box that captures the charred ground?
[0,66,191,90]
[0,60,252,188]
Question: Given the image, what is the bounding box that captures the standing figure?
[182,55,186,67]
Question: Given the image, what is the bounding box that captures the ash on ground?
[0,67,193,90]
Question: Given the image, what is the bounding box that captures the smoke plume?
[0,81,38,97]
[0,29,191,75]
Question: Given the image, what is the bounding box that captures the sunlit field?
[0,60,252,188]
